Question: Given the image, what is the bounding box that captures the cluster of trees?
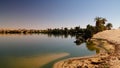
[95,17,113,32]
[74,17,113,45]
[41,26,84,35]
[41,17,113,40]
[84,17,113,39]
[0,29,41,34]
[40,17,113,45]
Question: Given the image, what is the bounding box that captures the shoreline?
[53,29,120,68]
[53,55,99,68]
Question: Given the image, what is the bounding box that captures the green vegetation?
[106,23,113,30]
[0,29,41,34]
[95,17,107,32]
[41,17,113,40]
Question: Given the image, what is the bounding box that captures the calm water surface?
[0,34,96,68]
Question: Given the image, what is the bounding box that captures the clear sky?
[0,0,120,29]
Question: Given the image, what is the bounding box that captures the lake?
[0,34,96,68]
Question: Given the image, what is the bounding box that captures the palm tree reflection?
[74,37,100,53]
[86,42,100,54]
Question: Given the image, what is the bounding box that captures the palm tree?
[94,17,107,32]
[95,17,101,27]
[102,18,107,24]
[106,23,113,30]
[94,17,107,27]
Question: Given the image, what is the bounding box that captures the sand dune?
[93,29,120,45]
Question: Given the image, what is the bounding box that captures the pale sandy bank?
[54,29,120,68]
[93,29,120,45]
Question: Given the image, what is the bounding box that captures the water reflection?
[86,42,100,54]
[45,34,100,54]
[0,33,99,53]
[43,33,75,38]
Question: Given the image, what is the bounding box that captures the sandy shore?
[54,29,120,68]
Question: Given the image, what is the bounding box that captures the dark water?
[0,34,96,68]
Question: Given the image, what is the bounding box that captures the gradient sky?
[0,0,120,29]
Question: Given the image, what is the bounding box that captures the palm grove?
[41,17,113,40]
